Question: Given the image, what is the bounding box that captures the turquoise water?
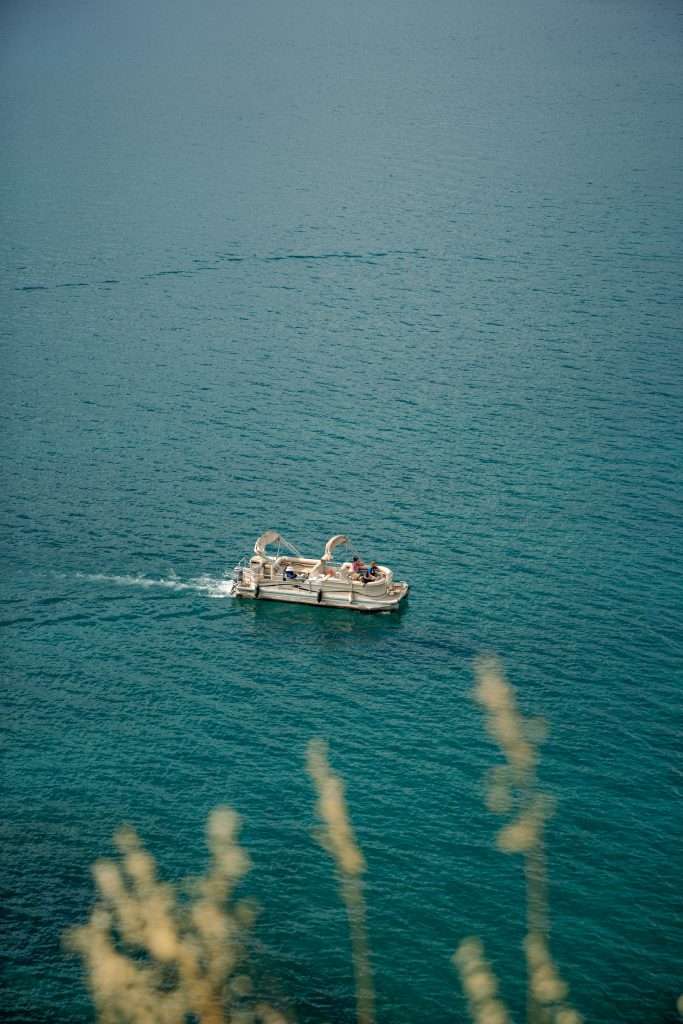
[2,1,682,1021]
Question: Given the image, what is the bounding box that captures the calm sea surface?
[2,1,682,1021]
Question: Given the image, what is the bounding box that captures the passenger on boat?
[284,564,298,580]
[358,559,382,584]
[351,556,365,578]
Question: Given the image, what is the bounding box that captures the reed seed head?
[452,938,512,1024]
[554,1010,583,1024]
[67,808,260,1024]
[306,739,366,876]
[255,1003,290,1024]
[496,815,539,853]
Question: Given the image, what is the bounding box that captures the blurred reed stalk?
[453,936,512,1024]
[306,739,376,1024]
[468,656,582,1024]
[65,808,285,1024]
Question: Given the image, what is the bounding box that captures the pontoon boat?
[231,531,409,612]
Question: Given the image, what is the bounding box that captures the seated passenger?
[357,560,382,585]
[284,564,297,580]
[351,556,365,578]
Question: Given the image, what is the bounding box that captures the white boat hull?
[232,577,409,613]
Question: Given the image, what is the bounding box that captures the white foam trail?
[190,574,236,598]
[77,572,235,598]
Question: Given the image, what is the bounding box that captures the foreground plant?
[65,809,285,1024]
[455,656,582,1024]
[67,658,593,1023]
[306,739,375,1024]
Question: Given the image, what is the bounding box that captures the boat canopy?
[254,531,353,561]
[254,530,282,557]
[253,530,302,558]
[322,534,350,561]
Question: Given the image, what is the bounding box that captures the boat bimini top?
[254,530,351,564]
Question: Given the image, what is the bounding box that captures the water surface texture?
[2,1,682,1021]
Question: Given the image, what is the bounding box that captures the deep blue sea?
[2,1,682,1021]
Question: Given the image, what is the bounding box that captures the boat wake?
[77,572,235,598]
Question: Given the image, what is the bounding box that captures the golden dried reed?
[306,739,375,1024]
[468,656,582,1024]
[452,936,512,1024]
[65,808,280,1024]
